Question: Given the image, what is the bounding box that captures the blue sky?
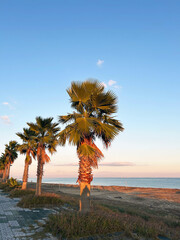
[0,0,180,178]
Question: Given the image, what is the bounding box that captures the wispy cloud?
[97,59,104,67]
[53,163,78,167]
[2,102,9,106]
[108,80,116,86]
[101,80,121,90]
[53,162,135,167]
[2,101,16,110]
[114,85,122,89]
[0,115,11,124]
[100,162,135,166]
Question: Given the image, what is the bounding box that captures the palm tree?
[4,141,19,181]
[27,117,60,196]
[0,153,6,180]
[16,128,37,190]
[59,80,124,212]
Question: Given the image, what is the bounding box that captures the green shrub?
[6,177,21,189]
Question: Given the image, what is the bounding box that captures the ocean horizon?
[28,177,180,189]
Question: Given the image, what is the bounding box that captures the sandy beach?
[27,182,180,216]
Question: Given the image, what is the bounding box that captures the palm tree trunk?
[2,166,7,182]
[6,162,11,181]
[78,156,92,213]
[22,161,29,190]
[36,157,44,196]
[0,170,3,179]
[79,182,91,213]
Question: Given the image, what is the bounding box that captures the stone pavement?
[0,190,57,240]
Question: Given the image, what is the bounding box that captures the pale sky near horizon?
[0,0,180,180]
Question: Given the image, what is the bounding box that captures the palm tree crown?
[3,141,19,181]
[59,80,124,184]
[17,128,36,164]
[27,117,60,160]
[5,141,19,164]
[0,153,6,170]
[27,116,60,195]
[16,128,37,189]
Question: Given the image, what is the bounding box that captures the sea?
[28,178,180,189]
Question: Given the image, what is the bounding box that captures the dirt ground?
[27,182,180,216]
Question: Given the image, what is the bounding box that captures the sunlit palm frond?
[102,115,124,131]
[4,141,19,164]
[41,148,50,163]
[59,112,82,124]
[0,153,7,169]
[59,80,123,184]
[17,144,29,154]
[27,117,60,167]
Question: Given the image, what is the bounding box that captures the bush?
[6,177,21,189]
[0,182,12,192]
[45,205,179,240]
[17,193,66,208]
[9,189,35,198]
[45,212,123,239]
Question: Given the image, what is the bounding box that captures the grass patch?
[45,208,159,239]
[9,189,35,198]
[0,182,78,209]
[17,193,70,208]
[100,203,151,221]
[45,212,124,239]
[96,204,180,240]
[45,204,180,240]
[0,182,13,192]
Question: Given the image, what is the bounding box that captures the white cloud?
[97,59,104,66]
[0,115,11,124]
[99,162,135,166]
[53,162,135,167]
[101,80,122,89]
[2,101,16,110]
[101,82,107,88]
[2,102,9,105]
[53,163,78,167]
[108,80,116,86]
[114,85,122,89]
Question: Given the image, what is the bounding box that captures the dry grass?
[0,182,13,192]
[95,204,180,240]
[17,192,77,208]
[0,182,78,209]
[9,189,35,198]
[45,211,124,239]
[44,203,180,240]
[1,182,180,239]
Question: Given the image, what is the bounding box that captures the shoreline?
[26,177,180,190]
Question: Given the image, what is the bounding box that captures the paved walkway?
[0,190,57,240]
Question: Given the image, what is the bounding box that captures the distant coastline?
[26,177,180,189]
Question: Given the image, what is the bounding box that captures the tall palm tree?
[59,80,124,212]
[0,153,6,180]
[27,117,60,196]
[16,128,37,190]
[4,141,19,181]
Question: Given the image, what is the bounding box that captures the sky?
[0,0,180,179]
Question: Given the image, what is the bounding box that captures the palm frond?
[59,80,124,178]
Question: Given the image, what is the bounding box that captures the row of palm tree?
[0,80,124,212]
[0,141,19,182]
